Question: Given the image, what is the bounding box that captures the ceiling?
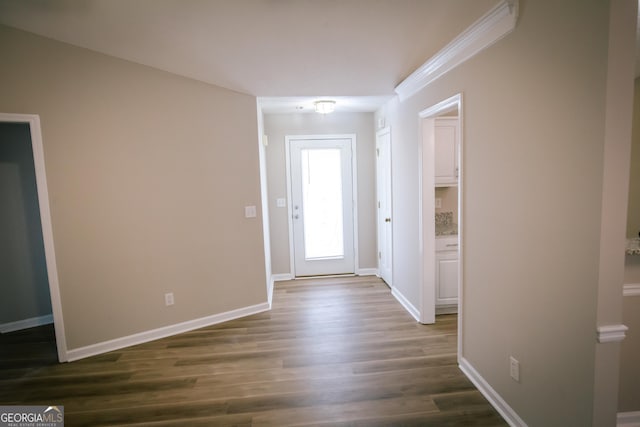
[0,0,500,113]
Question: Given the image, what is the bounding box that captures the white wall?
[0,25,267,350]
[263,112,377,276]
[376,0,622,425]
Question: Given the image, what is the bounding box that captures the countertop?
[627,238,640,255]
[436,224,458,236]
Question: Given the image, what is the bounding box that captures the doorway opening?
[418,94,463,359]
[0,114,66,362]
[285,134,358,278]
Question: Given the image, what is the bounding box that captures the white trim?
[352,136,360,275]
[66,302,270,362]
[284,134,359,277]
[357,268,378,276]
[597,324,629,343]
[624,283,640,296]
[391,287,420,322]
[618,411,640,427]
[394,0,519,101]
[256,104,273,311]
[268,273,297,307]
[0,113,68,362]
[285,137,296,277]
[418,95,464,120]
[267,276,274,308]
[435,305,458,315]
[459,357,527,427]
[0,314,53,333]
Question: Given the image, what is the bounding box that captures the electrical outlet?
[165,292,174,306]
[435,198,442,209]
[510,356,520,382]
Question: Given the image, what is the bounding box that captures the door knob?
[294,214,299,219]
[385,218,391,222]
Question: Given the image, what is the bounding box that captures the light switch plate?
[245,206,257,218]
[435,198,442,209]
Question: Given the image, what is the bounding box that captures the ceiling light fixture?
[314,100,336,114]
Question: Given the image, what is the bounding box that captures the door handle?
[385,218,391,223]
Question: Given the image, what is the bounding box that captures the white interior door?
[376,128,393,286]
[288,137,355,277]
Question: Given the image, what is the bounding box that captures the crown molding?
[394,0,519,102]
[597,324,629,343]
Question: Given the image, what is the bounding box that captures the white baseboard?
[459,357,527,427]
[0,314,53,333]
[267,277,274,308]
[436,305,458,315]
[391,287,420,322]
[357,268,378,276]
[66,302,270,362]
[618,411,640,427]
[272,273,293,282]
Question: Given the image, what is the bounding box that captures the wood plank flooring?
[0,276,507,426]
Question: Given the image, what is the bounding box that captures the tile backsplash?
[435,186,458,219]
[435,211,454,227]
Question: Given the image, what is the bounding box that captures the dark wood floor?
[0,276,507,426]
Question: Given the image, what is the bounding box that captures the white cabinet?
[434,117,459,187]
[435,236,458,307]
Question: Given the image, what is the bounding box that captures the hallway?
[0,276,506,426]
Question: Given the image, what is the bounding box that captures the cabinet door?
[436,252,458,305]
[434,118,458,186]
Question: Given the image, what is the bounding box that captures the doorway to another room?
[418,95,462,352]
[0,114,66,363]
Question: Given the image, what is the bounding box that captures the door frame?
[376,127,393,286]
[0,113,67,362]
[285,134,359,278]
[418,94,463,360]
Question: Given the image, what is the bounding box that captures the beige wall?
[0,122,52,326]
[376,0,614,425]
[0,25,267,350]
[263,112,377,275]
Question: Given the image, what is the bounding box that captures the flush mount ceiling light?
[314,100,336,114]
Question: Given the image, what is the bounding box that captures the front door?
[288,136,355,277]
